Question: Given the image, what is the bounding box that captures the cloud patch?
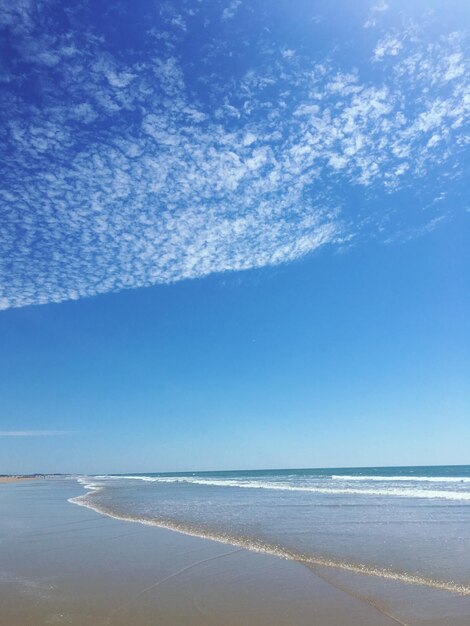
[0,1,468,310]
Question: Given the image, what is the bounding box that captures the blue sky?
[0,0,468,473]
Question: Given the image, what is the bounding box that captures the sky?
[0,0,468,473]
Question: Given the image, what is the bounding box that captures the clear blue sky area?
[1,216,468,473]
[0,0,468,472]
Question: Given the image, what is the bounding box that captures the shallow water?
[0,480,416,626]
[71,465,470,593]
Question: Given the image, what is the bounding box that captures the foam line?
[68,482,470,597]
[331,475,470,483]
[91,475,470,500]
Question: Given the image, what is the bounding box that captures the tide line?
[68,488,470,597]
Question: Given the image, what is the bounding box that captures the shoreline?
[1,479,469,625]
[70,488,470,597]
[0,476,42,483]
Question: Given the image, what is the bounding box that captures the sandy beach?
[0,476,41,483]
[0,479,469,626]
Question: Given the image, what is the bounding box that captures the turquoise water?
[71,465,470,593]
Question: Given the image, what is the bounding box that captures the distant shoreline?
[0,475,43,483]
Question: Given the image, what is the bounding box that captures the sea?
[70,465,470,595]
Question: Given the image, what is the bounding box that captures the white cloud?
[222,1,241,21]
[364,1,389,28]
[0,3,467,310]
[281,49,296,59]
[444,53,465,81]
[373,35,403,61]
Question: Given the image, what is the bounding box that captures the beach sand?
[0,476,41,483]
[0,479,469,626]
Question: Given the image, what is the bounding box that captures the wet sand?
[0,479,469,626]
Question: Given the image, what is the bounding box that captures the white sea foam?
[94,475,470,500]
[331,475,470,483]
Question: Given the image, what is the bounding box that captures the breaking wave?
[93,474,470,501]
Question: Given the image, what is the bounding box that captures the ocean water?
[70,465,470,595]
